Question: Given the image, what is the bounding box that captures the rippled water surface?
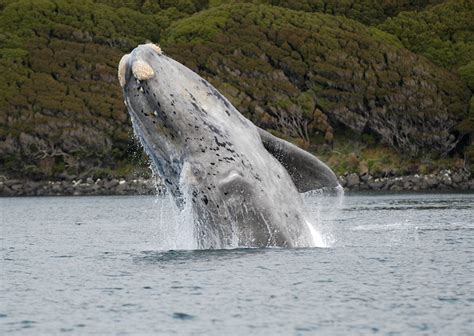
[1,193,473,335]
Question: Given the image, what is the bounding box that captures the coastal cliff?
[0,0,472,187]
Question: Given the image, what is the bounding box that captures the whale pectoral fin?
[258,128,339,192]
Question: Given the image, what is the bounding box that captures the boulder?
[104,179,119,189]
[368,179,385,190]
[346,174,360,188]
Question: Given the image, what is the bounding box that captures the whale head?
[119,43,258,205]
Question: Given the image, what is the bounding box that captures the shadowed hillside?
[0,0,166,179]
[379,0,474,158]
[163,3,470,155]
[210,0,445,25]
[0,0,472,180]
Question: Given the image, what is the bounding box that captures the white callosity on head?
[118,53,130,88]
[132,60,155,81]
[146,43,162,55]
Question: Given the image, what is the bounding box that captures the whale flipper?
[258,128,339,192]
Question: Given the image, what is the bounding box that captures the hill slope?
[0,0,471,180]
[163,4,470,153]
[0,0,167,178]
[210,0,445,25]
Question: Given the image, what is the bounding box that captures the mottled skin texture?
[119,44,338,248]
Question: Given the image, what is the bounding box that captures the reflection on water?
[0,193,473,335]
[134,248,269,264]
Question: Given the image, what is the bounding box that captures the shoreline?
[0,170,472,197]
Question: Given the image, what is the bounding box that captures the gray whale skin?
[118,44,339,248]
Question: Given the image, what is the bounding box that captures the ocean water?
[1,193,473,335]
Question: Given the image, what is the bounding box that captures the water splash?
[301,185,345,248]
[149,184,344,250]
[151,194,196,250]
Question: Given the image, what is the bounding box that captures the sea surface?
[1,193,473,335]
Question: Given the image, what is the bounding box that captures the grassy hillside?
[163,4,469,151]
[379,0,474,164]
[0,0,472,180]
[210,0,445,25]
[379,0,473,72]
[0,0,168,179]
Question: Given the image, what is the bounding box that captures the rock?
[59,173,75,181]
[467,180,474,190]
[359,183,370,190]
[403,180,412,189]
[425,176,438,188]
[438,183,452,190]
[64,187,74,195]
[452,173,464,184]
[5,179,21,187]
[0,171,466,196]
[368,179,385,190]
[115,182,128,193]
[29,181,44,190]
[104,179,119,189]
[390,184,403,191]
[458,182,468,190]
[79,186,94,194]
[2,186,14,196]
[419,180,429,189]
[360,173,371,182]
[346,173,360,188]
[11,184,23,192]
[338,176,347,188]
[440,175,452,186]
[52,184,62,193]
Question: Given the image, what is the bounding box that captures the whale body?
[119,44,339,248]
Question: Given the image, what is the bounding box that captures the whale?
[118,43,339,248]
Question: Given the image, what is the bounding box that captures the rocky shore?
[0,177,164,197]
[338,169,473,192]
[0,170,472,197]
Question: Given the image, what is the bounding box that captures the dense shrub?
[163,3,470,156]
[0,0,471,179]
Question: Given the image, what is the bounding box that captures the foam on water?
[131,121,344,250]
[151,194,196,250]
[149,183,344,250]
[301,185,345,248]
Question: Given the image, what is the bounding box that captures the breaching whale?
[118,43,339,248]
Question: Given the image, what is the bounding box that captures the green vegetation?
[0,0,472,180]
[210,0,445,25]
[0,0,172,179]
[379,0,473,71]
[379,0,474,165]
[163,3,470,155]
